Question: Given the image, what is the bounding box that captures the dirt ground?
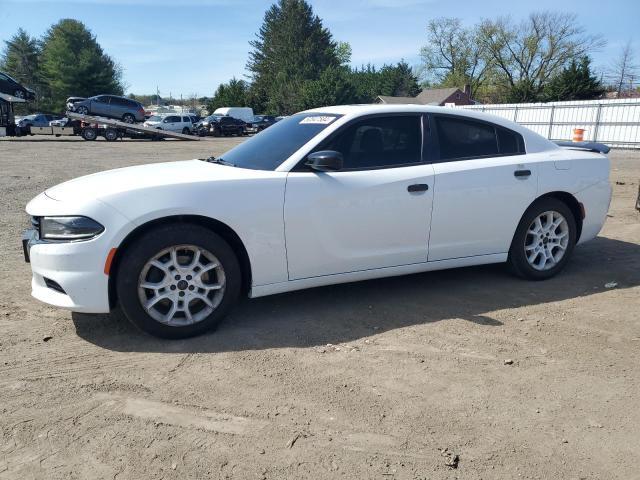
[0,136,639,480]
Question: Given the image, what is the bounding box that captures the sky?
[0,0,638,98]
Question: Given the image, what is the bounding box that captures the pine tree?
[543,56,604,101]
[247,0,339,114]
[39,19,123,111]
[0,28,42,108]
[207,77,249,112]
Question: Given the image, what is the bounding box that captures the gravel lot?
[1,136,639,479]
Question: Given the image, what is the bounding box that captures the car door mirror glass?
[306,151,344,172]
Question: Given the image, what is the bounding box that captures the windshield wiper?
[202,156,235,167]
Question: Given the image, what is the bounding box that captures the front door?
[285,114,434,280]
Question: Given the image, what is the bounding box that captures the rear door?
[428,114,538,261]
[285,114,435,280]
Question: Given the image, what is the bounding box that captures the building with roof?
[377,86,474,106]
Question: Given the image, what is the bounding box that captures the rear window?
[216,113,341,171]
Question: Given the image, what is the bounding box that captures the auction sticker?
[300,116,337,125]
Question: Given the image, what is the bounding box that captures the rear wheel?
[182,127,190,134]
[116,224,241,339]
[104,128,118,141]
[122,113,135,124]
[508,198,577,280]
[14,90,25,99]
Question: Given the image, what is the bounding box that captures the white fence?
[458,98,640,148]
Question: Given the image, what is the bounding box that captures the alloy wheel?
[524,210,570,271]
[137,245,226,326]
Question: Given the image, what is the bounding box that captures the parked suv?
[72,95,145,123]
[143,114,193,134]
[195,115,245,137]
[0,72,36,100]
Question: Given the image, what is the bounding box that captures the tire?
[181,127,190,135]
[14,89,25,99]
[81,127,97,141]
[508,197,577,280]
[116,224,242,339]
[104,128,118,141]
[76,106,89,115]
[122,113,135,124]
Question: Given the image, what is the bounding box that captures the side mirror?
[305,150,343,172]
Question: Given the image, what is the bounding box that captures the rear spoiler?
[554,141,610,154]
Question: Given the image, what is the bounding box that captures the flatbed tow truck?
[0,96,197,141]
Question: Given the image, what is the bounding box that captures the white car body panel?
[24,104,611,314]
[285,164,435,279]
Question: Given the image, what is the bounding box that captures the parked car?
[0,72,36,100]
[212,107,254,123]
[246,115,278,134]
[71,95,145,123]
[194,115,246,137]
[23,104,612,339]
[17,114,63,134]
[143,114,193,134]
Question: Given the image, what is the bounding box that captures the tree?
[478,12,605,102]
[610,41,638,96]
[300,66,356,109]
[0,28,43,109]
[207,77,249,112]
[419,17,491,99]
[543,56,604,101]
[247,0,340,114]
[39,19,124,111]
[378,61,421,97]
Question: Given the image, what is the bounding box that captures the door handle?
[514,169,531,178]
[407,184,429,192]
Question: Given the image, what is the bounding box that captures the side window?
[322,115,421,170]
[434,116,498,161]
[497,127,525,155]
[95,96,110,104]
[166,115,180,123]
[182,116,190,122]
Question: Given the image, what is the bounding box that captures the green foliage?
[247,0,339,114]
[1,28,43,111]
[207,77,250,112]
[39,19,123,111]
[300,66,356,109]
[543,56,604,101]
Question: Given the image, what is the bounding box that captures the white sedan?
[24,105,612,338]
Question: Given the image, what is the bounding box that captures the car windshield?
[147,115,163,122]
[213,112,341,171]
[206,115,222,122]
[253,116,264,121]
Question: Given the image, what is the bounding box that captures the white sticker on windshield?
[299,116,336,125]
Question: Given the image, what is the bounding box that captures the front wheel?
[116,224,241,339]
[76,106,89,115]
[508,198,577,280]
[81,127,97,141]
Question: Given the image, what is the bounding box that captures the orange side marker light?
[104,248,117,275]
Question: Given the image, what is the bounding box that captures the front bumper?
[24,194,134,313]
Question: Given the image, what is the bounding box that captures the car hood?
[45,160,274,203]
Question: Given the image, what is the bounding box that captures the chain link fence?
[458,98,640,149]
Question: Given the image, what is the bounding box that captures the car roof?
[302,104,558,153]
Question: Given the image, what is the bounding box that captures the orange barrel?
[572,128,585,142]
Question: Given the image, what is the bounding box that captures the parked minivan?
[212,107,254,123]
[72,95,145,123]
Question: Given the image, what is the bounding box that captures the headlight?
[40,216,104,241]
